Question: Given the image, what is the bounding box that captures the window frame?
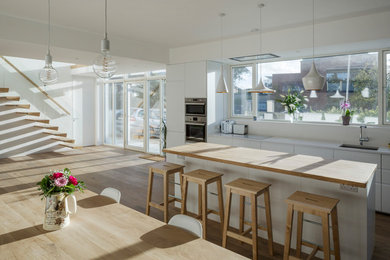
[230,49,388,126]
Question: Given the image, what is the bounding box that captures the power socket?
[340,184,358,192]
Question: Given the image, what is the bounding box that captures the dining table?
[0,187,247,259]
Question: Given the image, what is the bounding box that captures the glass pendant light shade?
[40,53,58,84]
[39,0,58,85]
[216,68,228,93]
[309,90,318,98]
[302,62,325,91]
[93,39,117,78]
[94,0,117,78]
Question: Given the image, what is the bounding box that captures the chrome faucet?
[359,125,369,146]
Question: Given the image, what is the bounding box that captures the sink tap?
[359,125,369,146]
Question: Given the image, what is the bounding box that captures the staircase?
[0,87,80,150]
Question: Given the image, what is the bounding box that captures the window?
[232,52,380,124]
[232,65,253,116]
[386,52,390,123]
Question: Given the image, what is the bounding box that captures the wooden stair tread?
[59,143,82,149]
[26,119,50,124]
[5,104,30,109]
[51,136,75,143]
[0,96,20,101]
[42,131,67,137]
[34,125,59,130]
[16,112,40,116]
[0,88,9,93]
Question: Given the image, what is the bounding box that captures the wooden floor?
[1,145,389,259]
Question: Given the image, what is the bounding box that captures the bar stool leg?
[201,183,208,239]
[198,184,202,217]
[181,177,188,214]
[250,194,258,260]
[331,207,341,260]
[239,195,245,235]
[145,169,154,216]
[296,211,303,258]
[222,187,232,248]
[163,173,169,223]
[283,203,294,260]
[217,179,224,232]
[321,212,331,260]
[264,189,274,256]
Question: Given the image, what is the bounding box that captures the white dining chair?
[100,187,121,203]
[168,214,203,238]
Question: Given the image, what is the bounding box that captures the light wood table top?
[163,142,377,188]
[0,188,247,260]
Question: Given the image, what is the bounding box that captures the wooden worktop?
[0,188,247,260]
[163,142,377,188]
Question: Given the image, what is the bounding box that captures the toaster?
[233,124,248,135]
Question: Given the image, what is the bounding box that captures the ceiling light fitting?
[249,3,275,94]
[216,13,229,94]
[302,0,325,91]
[39,0,58,85]
[93,0,117,79]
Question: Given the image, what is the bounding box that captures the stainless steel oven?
[185,98,207,116]
[185,116,206,142]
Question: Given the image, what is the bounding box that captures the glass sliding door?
[147,80,161,154]
[113,82,124,146]
[126,82,145,150]
[104,83,113,145]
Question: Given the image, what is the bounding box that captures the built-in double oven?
[185,98,207,142]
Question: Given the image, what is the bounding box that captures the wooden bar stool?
[145,162,184,223]
[181,169,224,239]
[222,178,273,260]
[283,191,340,260]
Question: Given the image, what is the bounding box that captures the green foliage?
[349,65,378,113]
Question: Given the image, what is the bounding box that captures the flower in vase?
[54,177,68,187]
[69,176,78,185]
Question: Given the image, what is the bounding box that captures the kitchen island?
[164,142,376,260]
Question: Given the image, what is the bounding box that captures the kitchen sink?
[339,144,379,151]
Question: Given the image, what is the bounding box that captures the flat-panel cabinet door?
[232,138,261,149]
[333,150,381,168]
[382,169,390,185]
[260,142,294,153]
[294,145,333,159]
[376,183,382,212]
[185,61,206,98]
[382,184,390,213]
[166,81,184,132]
[382,154,390,170]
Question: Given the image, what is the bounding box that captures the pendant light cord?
[220,13,224,61]
[105,0,108,40]
[47,0,51,55]
[312,0,315,59]
[258,4,263,80]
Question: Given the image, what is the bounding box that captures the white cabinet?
[260,142,294,153]
[166,64,185,81]
[166,81,184,133]
[382,169,390,185]
[376,183,382,212]
[382,184,390,213]
[185,61,206,98]
[333,150,381,168]
[382,154,390,170]
[167,131,185,148]
[294,145,333,159]
[232,138,261,149]
[207,135,232,146]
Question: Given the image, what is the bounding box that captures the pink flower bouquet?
[37,168,85,198]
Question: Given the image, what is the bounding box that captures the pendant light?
[216,13,229,93]
[39,0,58,85]
[249,4,275,94]
[309,90,318,98]
[331,81,345,99]
[93,0,117,78]
[302,0,325,91]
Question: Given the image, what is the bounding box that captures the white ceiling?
[1,0,390,49]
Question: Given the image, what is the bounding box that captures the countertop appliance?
[185,98,207,117]
[221,120,235,134]
[233,124,248,135]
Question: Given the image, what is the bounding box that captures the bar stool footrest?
[301,241,335,256]
[243,221,268,231]
[226,230,253,245]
